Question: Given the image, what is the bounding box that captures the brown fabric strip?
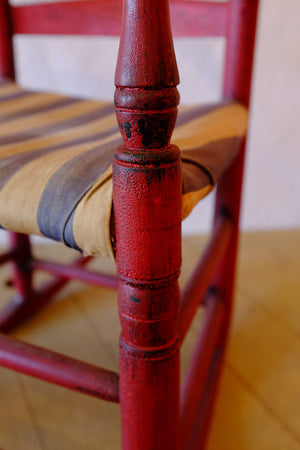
[181,135,243,193]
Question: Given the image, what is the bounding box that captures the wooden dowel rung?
[31,259,118,290]
[0,250,16,266]
[179,215,233,341]
[0,333,119,403]
[0,254,93,332]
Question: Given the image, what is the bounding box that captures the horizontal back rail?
[171,0,229,37]
[10,0,229,37]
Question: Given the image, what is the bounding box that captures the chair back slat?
[4,0,260,105]
[11,0,123,36]
[10,0,229,37]
[171,1,229,37]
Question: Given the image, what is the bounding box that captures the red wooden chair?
[0,0,259,448]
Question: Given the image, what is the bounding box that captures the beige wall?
[12,0,300,234]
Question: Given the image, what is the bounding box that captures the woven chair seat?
[0,80,248,258]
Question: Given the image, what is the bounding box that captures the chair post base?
[119,336,180,450]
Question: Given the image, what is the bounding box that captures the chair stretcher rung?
[0,252,93,332]
[179,214,233,341]
[0,250,17,266]
[180,293,225,448]
[0,333,119,403]
[31,258,118,290]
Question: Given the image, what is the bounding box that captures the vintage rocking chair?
[0,0,259,448]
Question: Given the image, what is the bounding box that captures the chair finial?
[114,0,180,149]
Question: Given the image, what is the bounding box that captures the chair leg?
[114,151,182,449]
[9,232,33,300]
[193,141,247,447]
[118,284,180,450]
[0,233,33,331]
[213,141,246,345]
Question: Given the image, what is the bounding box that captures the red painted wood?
[198,1,260,447]
[113,1,181,448]
[11,0,229,37]
[179,215,233,342]
[11,0,122,36]
[214,0,260,342]
[0,254,92,332]
[170,0,229,37]
[0,250,16,266]
[180,294,225,450]
[224,0,260,106]
[0,333,119,402]
[10,233,33,301]
[0,0,14,78]
[32,259,118,290]
[187,350,223,450]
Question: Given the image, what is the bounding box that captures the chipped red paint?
[113,1,181,448]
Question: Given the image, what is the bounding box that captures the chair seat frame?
[0,0,259,448]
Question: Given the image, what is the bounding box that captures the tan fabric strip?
[0,82,248,258]
[0,133,119,236]
[182,186,213,220]
[172,103,247,149]
[0,112,117,158]
[0,92,66,115]
[0,99,103,137]
[72,166,114,258]
[0,82,23,97]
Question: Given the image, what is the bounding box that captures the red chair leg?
[0,233,34,331]
[193,2,260,444]
[113,2,182,448]
[10,232,33,300]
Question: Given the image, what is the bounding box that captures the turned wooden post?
[0,0,14,78]
[113,0,181,448]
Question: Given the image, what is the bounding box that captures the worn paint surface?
[113,1,182,449]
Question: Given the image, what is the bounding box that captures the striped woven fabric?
[0,80,248,258]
